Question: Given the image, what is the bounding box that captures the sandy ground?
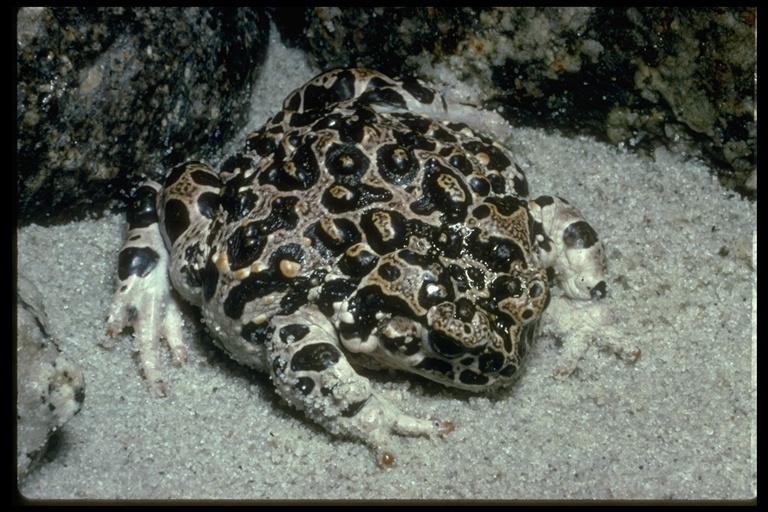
[17,28,756,502]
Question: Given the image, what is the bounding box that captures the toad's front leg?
[528,195,640,374]
[268,306,453,466]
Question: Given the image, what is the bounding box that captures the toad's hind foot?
[105,182,188,397]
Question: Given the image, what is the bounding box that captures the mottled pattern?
[106,68,607,465]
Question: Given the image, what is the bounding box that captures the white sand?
[17,28,756,501]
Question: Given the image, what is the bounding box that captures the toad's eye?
[529,281,544,298]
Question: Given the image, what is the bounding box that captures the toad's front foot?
[269,309,453,466]
[352,394,455,467]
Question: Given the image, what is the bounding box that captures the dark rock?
[17,7,269,225]
[271,7,755,195]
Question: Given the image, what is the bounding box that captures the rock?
[17,7,270,225]
[16,275,85,484]
[270,7,756,195]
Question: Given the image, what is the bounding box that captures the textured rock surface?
[16,7,754,224]
[17,7,269,225]
[16,275,85,484]
[270,7,756,195]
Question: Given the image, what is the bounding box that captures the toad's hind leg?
[105,162,221,396]
[156,162,222,307]
[105,181,188,396]
[268,307,453,466]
